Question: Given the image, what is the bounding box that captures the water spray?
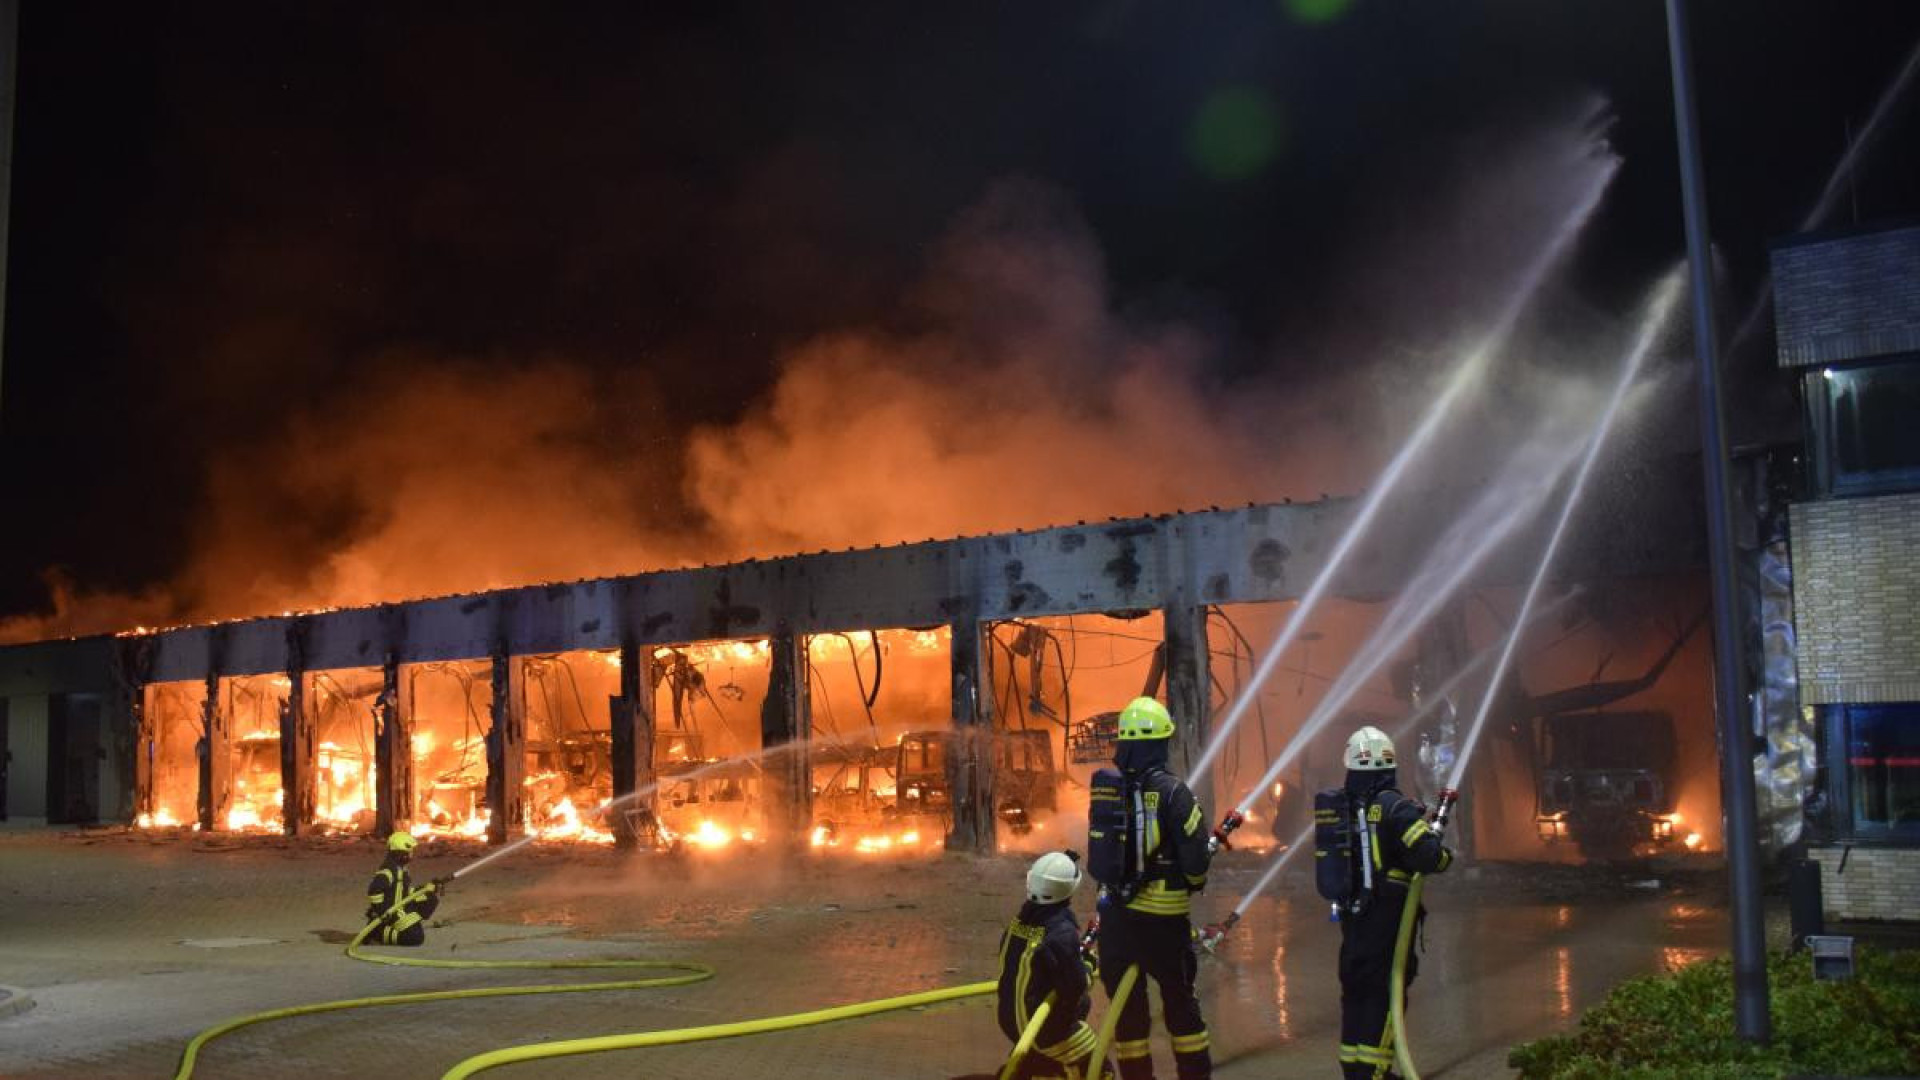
[1383,272,1682,1080]
[1444,269,1684,795]
[1222,419,1602,822]
[1192,152,1621,784]
[1198,848,1295,954]
[450,733,858,881]
[1196,573,1584,953]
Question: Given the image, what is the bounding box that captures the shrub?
[1508,947,1920,1079]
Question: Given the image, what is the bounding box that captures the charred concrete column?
[114,635,153,824]
[374,607,411,835]
[485,645,525,845]
[759,631,811,847]
[134,683,157,822]
[1162,601,1213,814]
[198,629,231,831]
[946,615,997,853]
[610,638,656,850]
[280,619,315,835]
[374,651,409,835]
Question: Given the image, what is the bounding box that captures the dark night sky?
[3,1,1919,627]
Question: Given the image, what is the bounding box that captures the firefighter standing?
[1335,726,1452,1080]
[995,851,1110,1080]
[1088,696,1213,1080]
[364,831,446,946]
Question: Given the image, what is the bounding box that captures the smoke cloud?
[2,97,1635,645]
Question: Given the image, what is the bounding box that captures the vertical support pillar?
[946,615,997,853]
[280,619,314,836]
[485,645,525,845]
[1162,601,1214,815]
[114,636,153,824]
[759,632,811,847]
[133,683,156,822]
[198,629,231,832]
[374,652,407,836]
[611,638,656,850]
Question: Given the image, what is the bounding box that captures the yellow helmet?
[1117,696,1175,741]
[388,831,418,853]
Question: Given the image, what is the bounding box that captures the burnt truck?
[1534,709,1685,859]
[814,728,1060,839]
[896,728,1058,832]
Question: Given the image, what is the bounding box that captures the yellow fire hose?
[1086,963,1140,1078]
[443,979,997,1079]
[174,883,996,1080]
[998,994,1055,1080]
[173,885,715,1080]
[1387,874,1426,1080]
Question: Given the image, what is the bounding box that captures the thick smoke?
[685,180,1355,557]
[3,98,1632,643]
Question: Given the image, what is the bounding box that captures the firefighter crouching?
[365,831,447,946]
[1086,696,1213,1080]
[1320,726,1453,1080]
[996,851,1111,1080]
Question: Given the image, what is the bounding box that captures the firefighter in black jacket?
[1094,696,1213,1080]
[1337,725,1452,1080]
[365,831,445,946]
[996,851,1109,1079]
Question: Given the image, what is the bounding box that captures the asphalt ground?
[0,828,1766,1079]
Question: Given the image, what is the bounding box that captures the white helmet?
[1025,851,1082,904]
[1345,725,1396,771]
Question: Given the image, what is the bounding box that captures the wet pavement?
[0,829,1779,1079]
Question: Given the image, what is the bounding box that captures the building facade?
[1776,223,1920,921]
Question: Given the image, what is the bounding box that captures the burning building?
[0,493,1717,859]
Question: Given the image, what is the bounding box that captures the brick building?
[1775,223,1920,921]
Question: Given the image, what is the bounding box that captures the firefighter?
[364,831,446,946]
[995,851,1109,1080]
[1336,725,1453,1080]
[1090,696,1213,1080]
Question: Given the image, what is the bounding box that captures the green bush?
[1508,947,1920,1079]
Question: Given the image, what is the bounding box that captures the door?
[47,694,103,825]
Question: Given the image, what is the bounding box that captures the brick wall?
[1790,492,1920,704]
[1811,844,1920,921]
[1773,225,1920,368]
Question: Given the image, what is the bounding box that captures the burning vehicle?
[1533,709,1693,859]
[811,728,1060,849]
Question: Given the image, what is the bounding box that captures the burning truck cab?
[1534,709,1694,859]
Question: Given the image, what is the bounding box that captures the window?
[1809,358,1920,496]
[1829,703,1920,840]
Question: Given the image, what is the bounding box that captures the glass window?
[1841,703,1920,838]
[1817,358,1920,495]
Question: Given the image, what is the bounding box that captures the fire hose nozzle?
[1197,912,1240,956]
[1433,788,1460,836]
[1208,809,1246,854]
[1079,914,1102,965]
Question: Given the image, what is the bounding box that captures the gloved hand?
[1080,949,1100,980]
[430,876,452,892]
